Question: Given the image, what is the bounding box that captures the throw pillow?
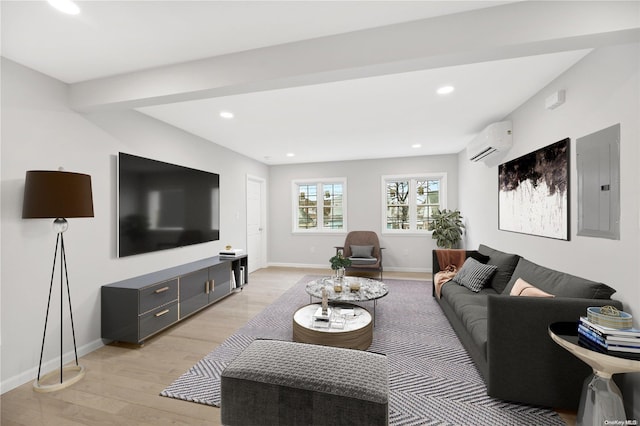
[468,252,491,264]
[350,245,374,258]
[452,257,498,292]
[478,244,520,294]
[509,277,555,298]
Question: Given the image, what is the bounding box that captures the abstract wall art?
[498,138,570,240]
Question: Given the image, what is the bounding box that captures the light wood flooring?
[1,267,574,425]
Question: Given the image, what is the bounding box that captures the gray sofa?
[432,244,622,410]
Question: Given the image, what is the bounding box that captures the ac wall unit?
[467,121,513,163]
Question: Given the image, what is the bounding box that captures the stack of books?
[313,307,332,328]
[219,248,245,259]
[578,316,640,357]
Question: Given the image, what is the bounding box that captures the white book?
[607,335,640,344]
[313,307,331,320]
[580,317,640,338]
[312,319,330,328]
[607,345,640,354]
[219,248,245,256]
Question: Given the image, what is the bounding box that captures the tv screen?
[118,153,220,257]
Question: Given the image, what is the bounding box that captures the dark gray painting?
[498,138,570,240]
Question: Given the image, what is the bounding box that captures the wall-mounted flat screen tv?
[118,152,220,257]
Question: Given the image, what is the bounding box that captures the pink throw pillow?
[510,277,554,298]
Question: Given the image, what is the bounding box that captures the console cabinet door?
[180,268,209,318]
[209,263,231,303]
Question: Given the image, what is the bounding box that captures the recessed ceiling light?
[286,153,295,157]
[412,143,422,149]
[436,85,455,95]
[219,111,234,119]
[47,0,80,15]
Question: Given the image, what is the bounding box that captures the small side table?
[549,322,640,426]
[292,303,373,350]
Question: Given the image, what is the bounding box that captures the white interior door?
[247,176,266,272]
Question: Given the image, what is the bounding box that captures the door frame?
[246,174,267,271]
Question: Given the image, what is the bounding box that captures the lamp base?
[33,364,85,393]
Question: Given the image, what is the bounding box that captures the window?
[293,178,346,232]
[382,173,446,233]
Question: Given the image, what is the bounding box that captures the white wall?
[268,155,458,271]
[458,42,640,417]
[0,58,268,392]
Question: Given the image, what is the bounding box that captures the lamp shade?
[22,170,94,219]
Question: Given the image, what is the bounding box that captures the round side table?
[292,303,373,350]
[549,322,640,426]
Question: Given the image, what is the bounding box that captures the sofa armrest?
[432,250,441,275]
[432,249,481,274]
[487,295,623,409]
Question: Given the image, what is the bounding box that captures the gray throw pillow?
[453,257,498,292]
[478,244,520,293]
[351,245,374,258]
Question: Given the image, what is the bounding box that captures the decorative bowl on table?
[587,306,633,329]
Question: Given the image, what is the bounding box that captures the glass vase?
[335,267,345,281]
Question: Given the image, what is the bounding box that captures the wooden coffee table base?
[292,304,373,350]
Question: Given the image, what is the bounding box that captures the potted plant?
[431,209,465,249]
[329,251,352,280]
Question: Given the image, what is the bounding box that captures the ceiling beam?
[70,1,640,112]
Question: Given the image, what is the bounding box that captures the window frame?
[381,173,447,235]
[292,177,347,234]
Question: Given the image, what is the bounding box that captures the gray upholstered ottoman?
[220,339,388,426]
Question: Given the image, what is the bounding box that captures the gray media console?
[101,255,248,344]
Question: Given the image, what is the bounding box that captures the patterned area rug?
[160,276,564,425]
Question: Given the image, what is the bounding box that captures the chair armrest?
[487,295,623,408]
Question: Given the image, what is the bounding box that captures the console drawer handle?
[155,286,170,294]
[155,309,170,317]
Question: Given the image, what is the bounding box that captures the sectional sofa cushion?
[452,258,498,292]
[440,284,497,359]
[478,244,520,294]
[503,258,616,299]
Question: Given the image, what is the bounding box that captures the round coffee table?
[305,276,388,325]
[292,303,373,350]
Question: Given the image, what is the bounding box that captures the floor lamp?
[22,169,94,392]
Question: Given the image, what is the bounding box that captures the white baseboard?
[267,262,328,269]
[267,262,431,274]
[1,338,104,395]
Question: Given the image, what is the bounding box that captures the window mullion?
[409,179,416,231]
[317,183,324,229]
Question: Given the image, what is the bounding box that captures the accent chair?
[335,230,384,280]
